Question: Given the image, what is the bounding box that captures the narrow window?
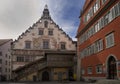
[5,60,7,65]
[96,64,102,74]
[0,59,2,64]
[102,0,107,5]
[48,29,53,35]
[25,41,31,49]
[104,12,109,26]
[87,66,92,74]
[39,28,44,35]
[60,42,66,50]
[111,7,116,19]
[101,17,104,28]
[82,68,85,75]
[99,39,103,51]
[105,33,115,48]
[91,26,95,35]
[95,22,100,32]
[93,0,100,13]
[0,51,2,56]
[114,4,119,17]
[118,2,120,15]
[95,39,103,52]
[0,67,2,72]
[109,10,113,22]
[44,21,48,28]
[43,40,49,49]
[87,12,90,21]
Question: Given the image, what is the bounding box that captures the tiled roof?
[0,39,12,46]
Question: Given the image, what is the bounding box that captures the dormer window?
[25,41,31,49]
[44,21,48,28]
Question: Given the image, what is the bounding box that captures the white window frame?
[104,12,109,26]
[111,7,116,19]
[99,39,103,51]
[96,64,103,74]
[82,68,85,75]
[95,22,100,32]
[100,17,104,28]
[118,2,120,15]
[102,0,107,5]
[93,0,100,13]
[105,33,115,48]
[109,10,113,22]
[87,67,92,74]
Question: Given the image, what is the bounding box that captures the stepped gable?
[13,5,74,44]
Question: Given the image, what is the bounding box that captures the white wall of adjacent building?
[0,39,12,81]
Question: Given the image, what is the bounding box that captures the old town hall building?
[77,0,120,81]
[12,5,76,81]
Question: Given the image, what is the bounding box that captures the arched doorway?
[107,56,117,79]
[42,71,49,81]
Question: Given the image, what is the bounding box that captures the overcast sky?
[0,0,85,41]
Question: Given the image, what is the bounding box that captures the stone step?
[95,79,120,84]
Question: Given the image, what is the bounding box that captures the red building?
[77,0,120,80]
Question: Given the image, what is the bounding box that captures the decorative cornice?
[13,5,75,45]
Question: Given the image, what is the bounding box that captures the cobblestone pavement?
[1,80,120,84]
[0,81,90,84]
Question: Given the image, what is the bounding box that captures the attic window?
[60,42,66,50]
[48,29,53,35]
[39,28,44,35]
[25,41,31,49]
[44,21,48,28]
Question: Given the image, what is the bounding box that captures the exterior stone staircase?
[13,57,47,81]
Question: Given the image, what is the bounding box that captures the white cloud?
[0,0,46,39]
[0,0,81,41]
[48,0,78,40]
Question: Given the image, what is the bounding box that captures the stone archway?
[42,71,49,81]
[107,56,117,79]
